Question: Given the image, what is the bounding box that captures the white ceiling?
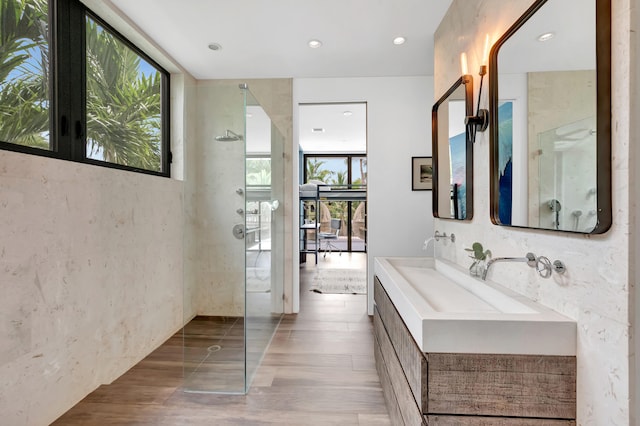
[108,0,453,80]
[107,0,453,154]
[500,0,595,74]
[299,103,367,153]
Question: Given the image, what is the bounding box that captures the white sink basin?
[374,256,576,355]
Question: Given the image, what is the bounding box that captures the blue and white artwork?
[498,101,513,225]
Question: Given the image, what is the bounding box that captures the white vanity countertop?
[374,256,576,356]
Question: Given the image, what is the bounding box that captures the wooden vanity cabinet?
[373,276,577,425]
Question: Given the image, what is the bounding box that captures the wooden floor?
[54,254,390,425]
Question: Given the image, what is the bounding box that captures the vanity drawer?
[374,276,428,412]
[426,352,576,420]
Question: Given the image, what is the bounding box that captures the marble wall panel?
[434,0,631,424]
[0,152,184,425]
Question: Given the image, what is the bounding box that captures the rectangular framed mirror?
[488,0,611,234]
[432,75,474,220]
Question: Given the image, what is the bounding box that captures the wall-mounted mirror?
[489,0,611,234]
[432,75,474,220]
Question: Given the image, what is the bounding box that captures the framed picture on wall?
[412,157,433,191]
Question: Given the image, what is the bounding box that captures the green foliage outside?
[305,158,333,183]
[246,157,271,185]
[0,0,163,172]
[0,0,49,148]
[85,18,162,171]
[305,157,366,229]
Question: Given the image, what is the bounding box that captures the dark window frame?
[303,153,367,253]
[303,153,367,186]
[0,0,171,177]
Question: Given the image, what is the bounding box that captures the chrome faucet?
[482,252,537,280]
[434,230,455,243]
[423,231,456,257]
[422,236,436,257]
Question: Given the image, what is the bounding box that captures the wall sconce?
[462,35,490,143]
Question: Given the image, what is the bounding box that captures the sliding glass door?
[304,154,367,253]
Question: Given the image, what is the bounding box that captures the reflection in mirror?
[432,75,474,220]
[489,0,611,234]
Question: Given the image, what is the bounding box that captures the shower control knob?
[236,188,244,195]
[232,224,245,240]
[553,260,567,274]
[236,208,244,215]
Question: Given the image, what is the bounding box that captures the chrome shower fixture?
[215,129,243,142]
[547,199,562,230]
[571,210,583,231]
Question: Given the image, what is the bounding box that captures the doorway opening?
[297,102,367,299]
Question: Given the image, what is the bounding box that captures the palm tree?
[305,158,333,183]
[0,78,48,147]
[0,0,50,147]
[85,17,162,171]
[331,170,347,186]
[0,1,163,170]
[358,158,367,186]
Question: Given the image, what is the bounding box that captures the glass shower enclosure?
[536,116,597,232]
[182,83,284,394]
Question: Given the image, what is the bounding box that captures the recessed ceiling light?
[208,43,222,51]
[308,39,322,49]
[537,32,555,42]
[311,128,325,133]
[393,36,406,45]
[343,111,353,117]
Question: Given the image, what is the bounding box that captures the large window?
[0,0,170,176]
[305,155,367,187]
[304,154,367,252]
[0,0,51,150]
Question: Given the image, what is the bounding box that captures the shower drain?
[207,344,222,353]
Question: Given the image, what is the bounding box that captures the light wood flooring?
[53,254,390,425]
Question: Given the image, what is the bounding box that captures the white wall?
[435,1,632,424]
[631,0,639,423]
[293,77,435,314]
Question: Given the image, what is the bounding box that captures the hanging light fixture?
[464,34,491,143]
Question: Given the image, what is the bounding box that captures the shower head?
[215,130,243,142]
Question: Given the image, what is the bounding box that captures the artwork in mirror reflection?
[489,0,610,234]
[432,76,473,221]
[497,101,513,225]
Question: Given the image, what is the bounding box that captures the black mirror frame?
[488,0,612,234]
[432,75,475,220]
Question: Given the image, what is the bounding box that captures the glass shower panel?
[244,91,284,391]
[537,117,597,232]
[182,83,283,394]
[182,83,247,394]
